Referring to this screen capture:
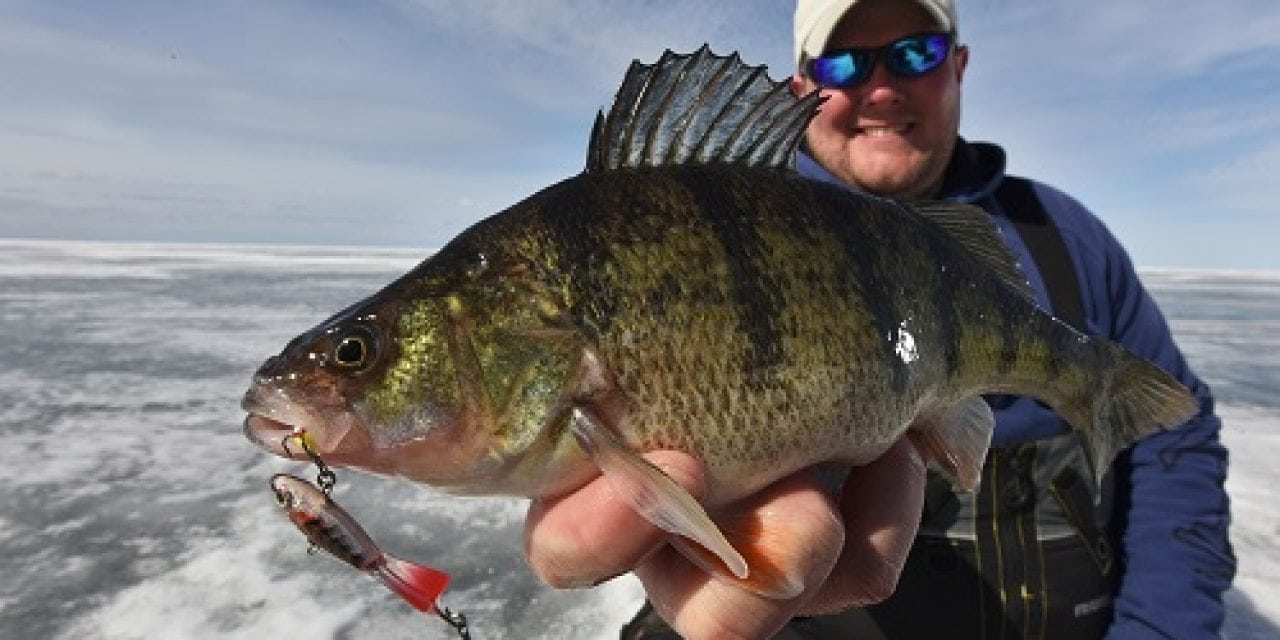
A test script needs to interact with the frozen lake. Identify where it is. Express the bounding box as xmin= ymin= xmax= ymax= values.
xmin=1 ymin=240 xmax=1275 ymax=638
